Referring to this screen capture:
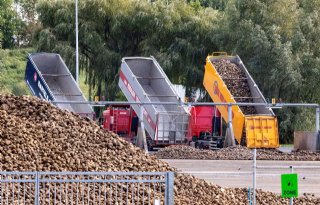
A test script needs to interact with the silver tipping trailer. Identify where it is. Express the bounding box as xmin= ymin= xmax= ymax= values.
xmin=25 ymin=53 xmax=95 ymax=119
xmin=118 ymin=57 xmax=189 ymax=145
